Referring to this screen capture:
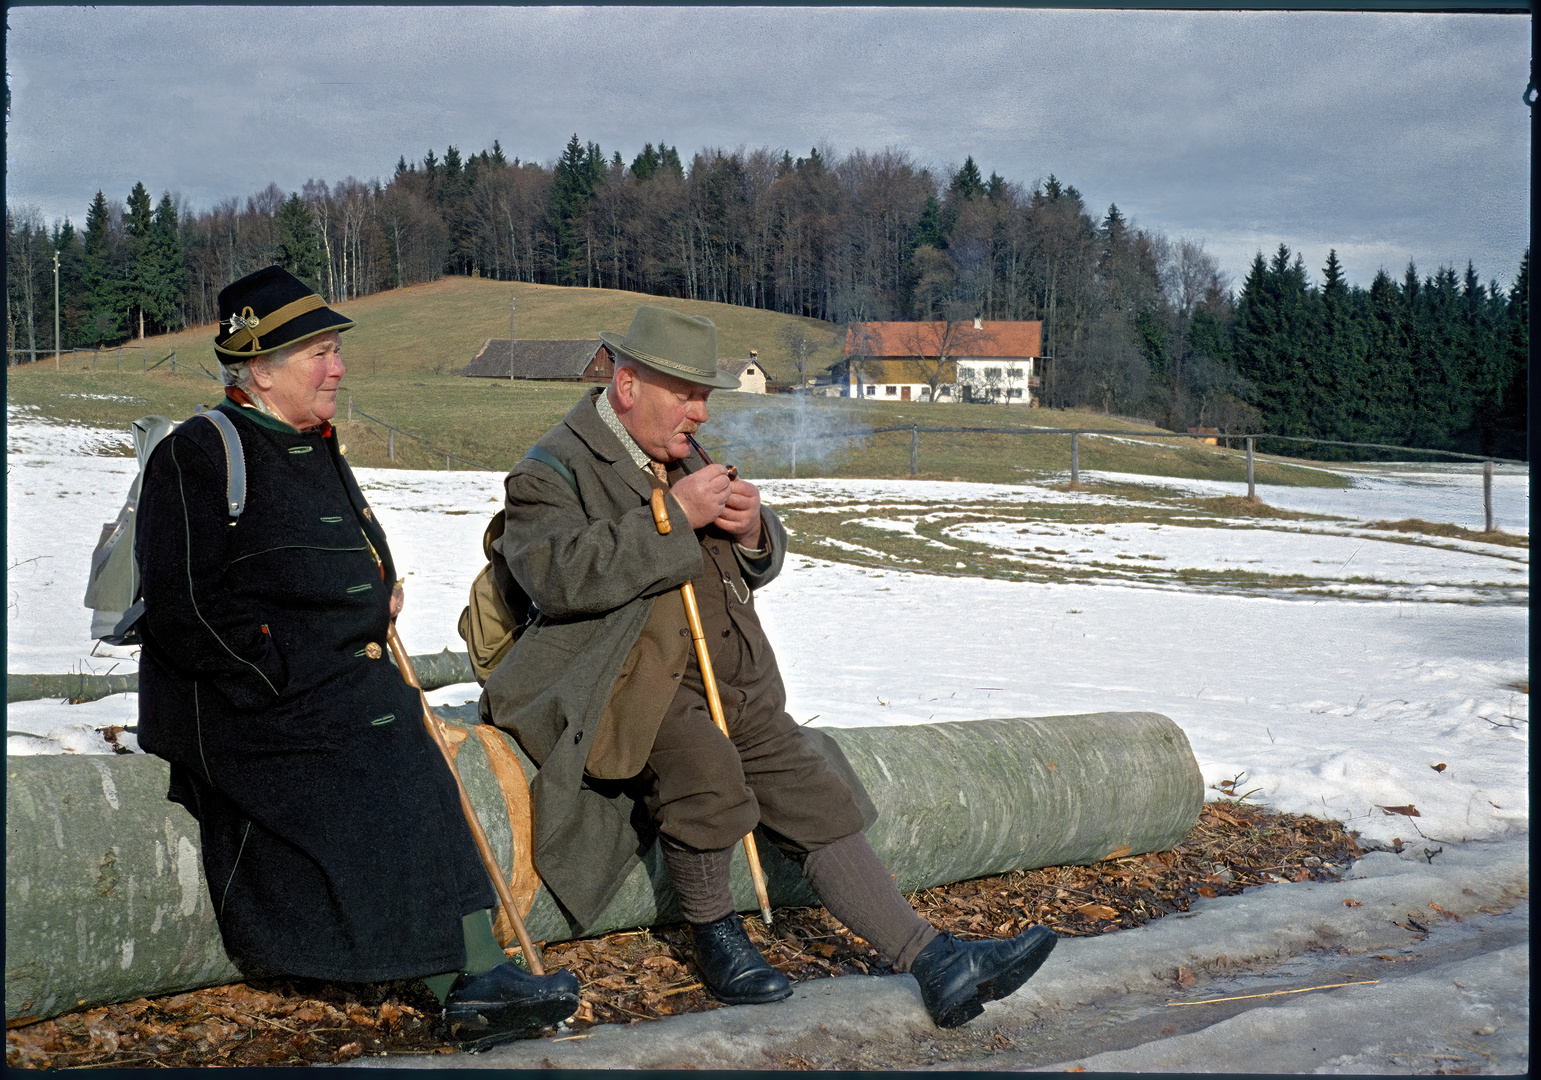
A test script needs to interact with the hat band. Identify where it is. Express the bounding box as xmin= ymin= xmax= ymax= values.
xmin=614 ymin=341 xmax=718 ymax=382
xmin=220 ymin=294 xmax=328 ymax=354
